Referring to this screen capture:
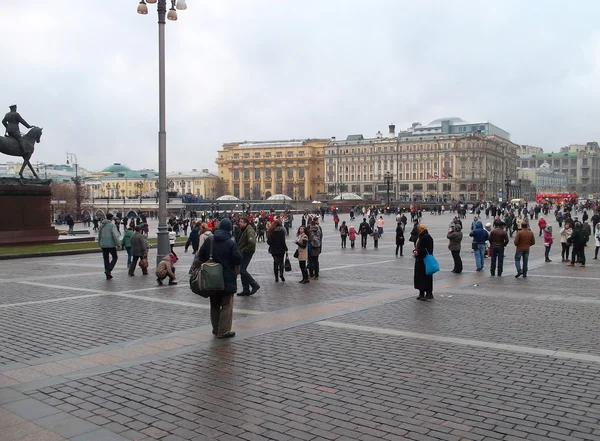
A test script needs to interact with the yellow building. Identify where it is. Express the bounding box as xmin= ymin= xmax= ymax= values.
xmin=84 ymin=163 xmax=220 ymax=200
xmin=215 ymin=139 xmax=329 ymax=200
